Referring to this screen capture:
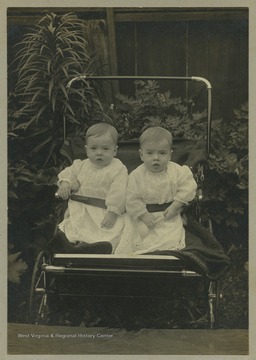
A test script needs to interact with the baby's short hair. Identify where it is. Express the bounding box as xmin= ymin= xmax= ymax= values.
xmin=86 ymin=122 xmax=118 ymax=145
xmin=140 ymin=126 xmax=173 ymax=148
